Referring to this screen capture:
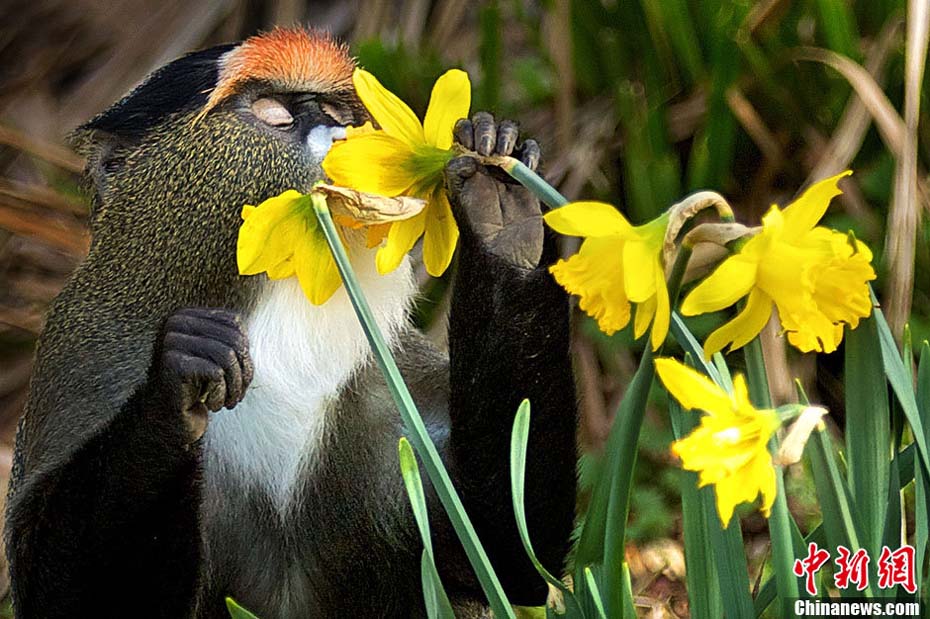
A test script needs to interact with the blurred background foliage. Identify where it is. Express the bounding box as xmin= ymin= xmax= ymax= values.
xmin=0 ymin=0 xmax=926 ymax=615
